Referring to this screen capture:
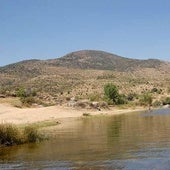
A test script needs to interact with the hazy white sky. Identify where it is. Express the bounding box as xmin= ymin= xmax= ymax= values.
xmin=0 ymin=0 xmax=170 ymax=66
